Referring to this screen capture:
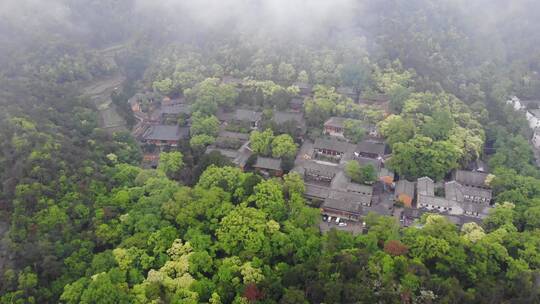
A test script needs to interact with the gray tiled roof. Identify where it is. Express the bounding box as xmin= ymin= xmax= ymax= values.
xmin=322 ymin=189 xmax=372 ymax=214
xmin=455 ymin=170 xmax=490 ymax=188
xmin=330 ymin=170 xmax=349 ymax=190
xmin=363 ymin=203 xmax=393 ymax=216
xmin=305 ymin=184 xmax=330 ymax=200
xmin=355 ymin=140 xmax=386 ymax=156
xmin=160 ymin=104 xmax=191 ymax=115
xmin=417 ymin=194 xmax=458 ymax=210
xmin=234 ymin=147 xmax=252 ymax=167
xmin=417 ymin=194 xmax=490 ymax=218
xmin=303 ymin=161 xmax=340 ymax=177
xmin=234 ymin=109 xmax=262 ymax=122
xmin=445 ymin=181 xmax=492 ymax=203
xmin=143 ymin=125 xmax=188 ymax=141
xmin=273 ymin=111 xmax=305 ymax=125
xmin=395 ymin=180 xmax=415 ymax=198
xmin=324 ymin=117 xmax=348 ymax=128
xmin=328 ymin=189 xmax=372 ymax=206
xmin=254 ymin=157 xmax=282 ymax=171
xmin=322 ymin=198 xmax=362 ymax=215
xmin=346 ymin=183 xmax=373 ymax=195
xmin=314 ymin=137 xmax=352 ymax=153
xmin=218 ymin=130 xmax=250 ymax=141
xmin=444 ymin=181 xmax=464 ymax=202
xmin=417 ymin=177 xmax=435 ymax=196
